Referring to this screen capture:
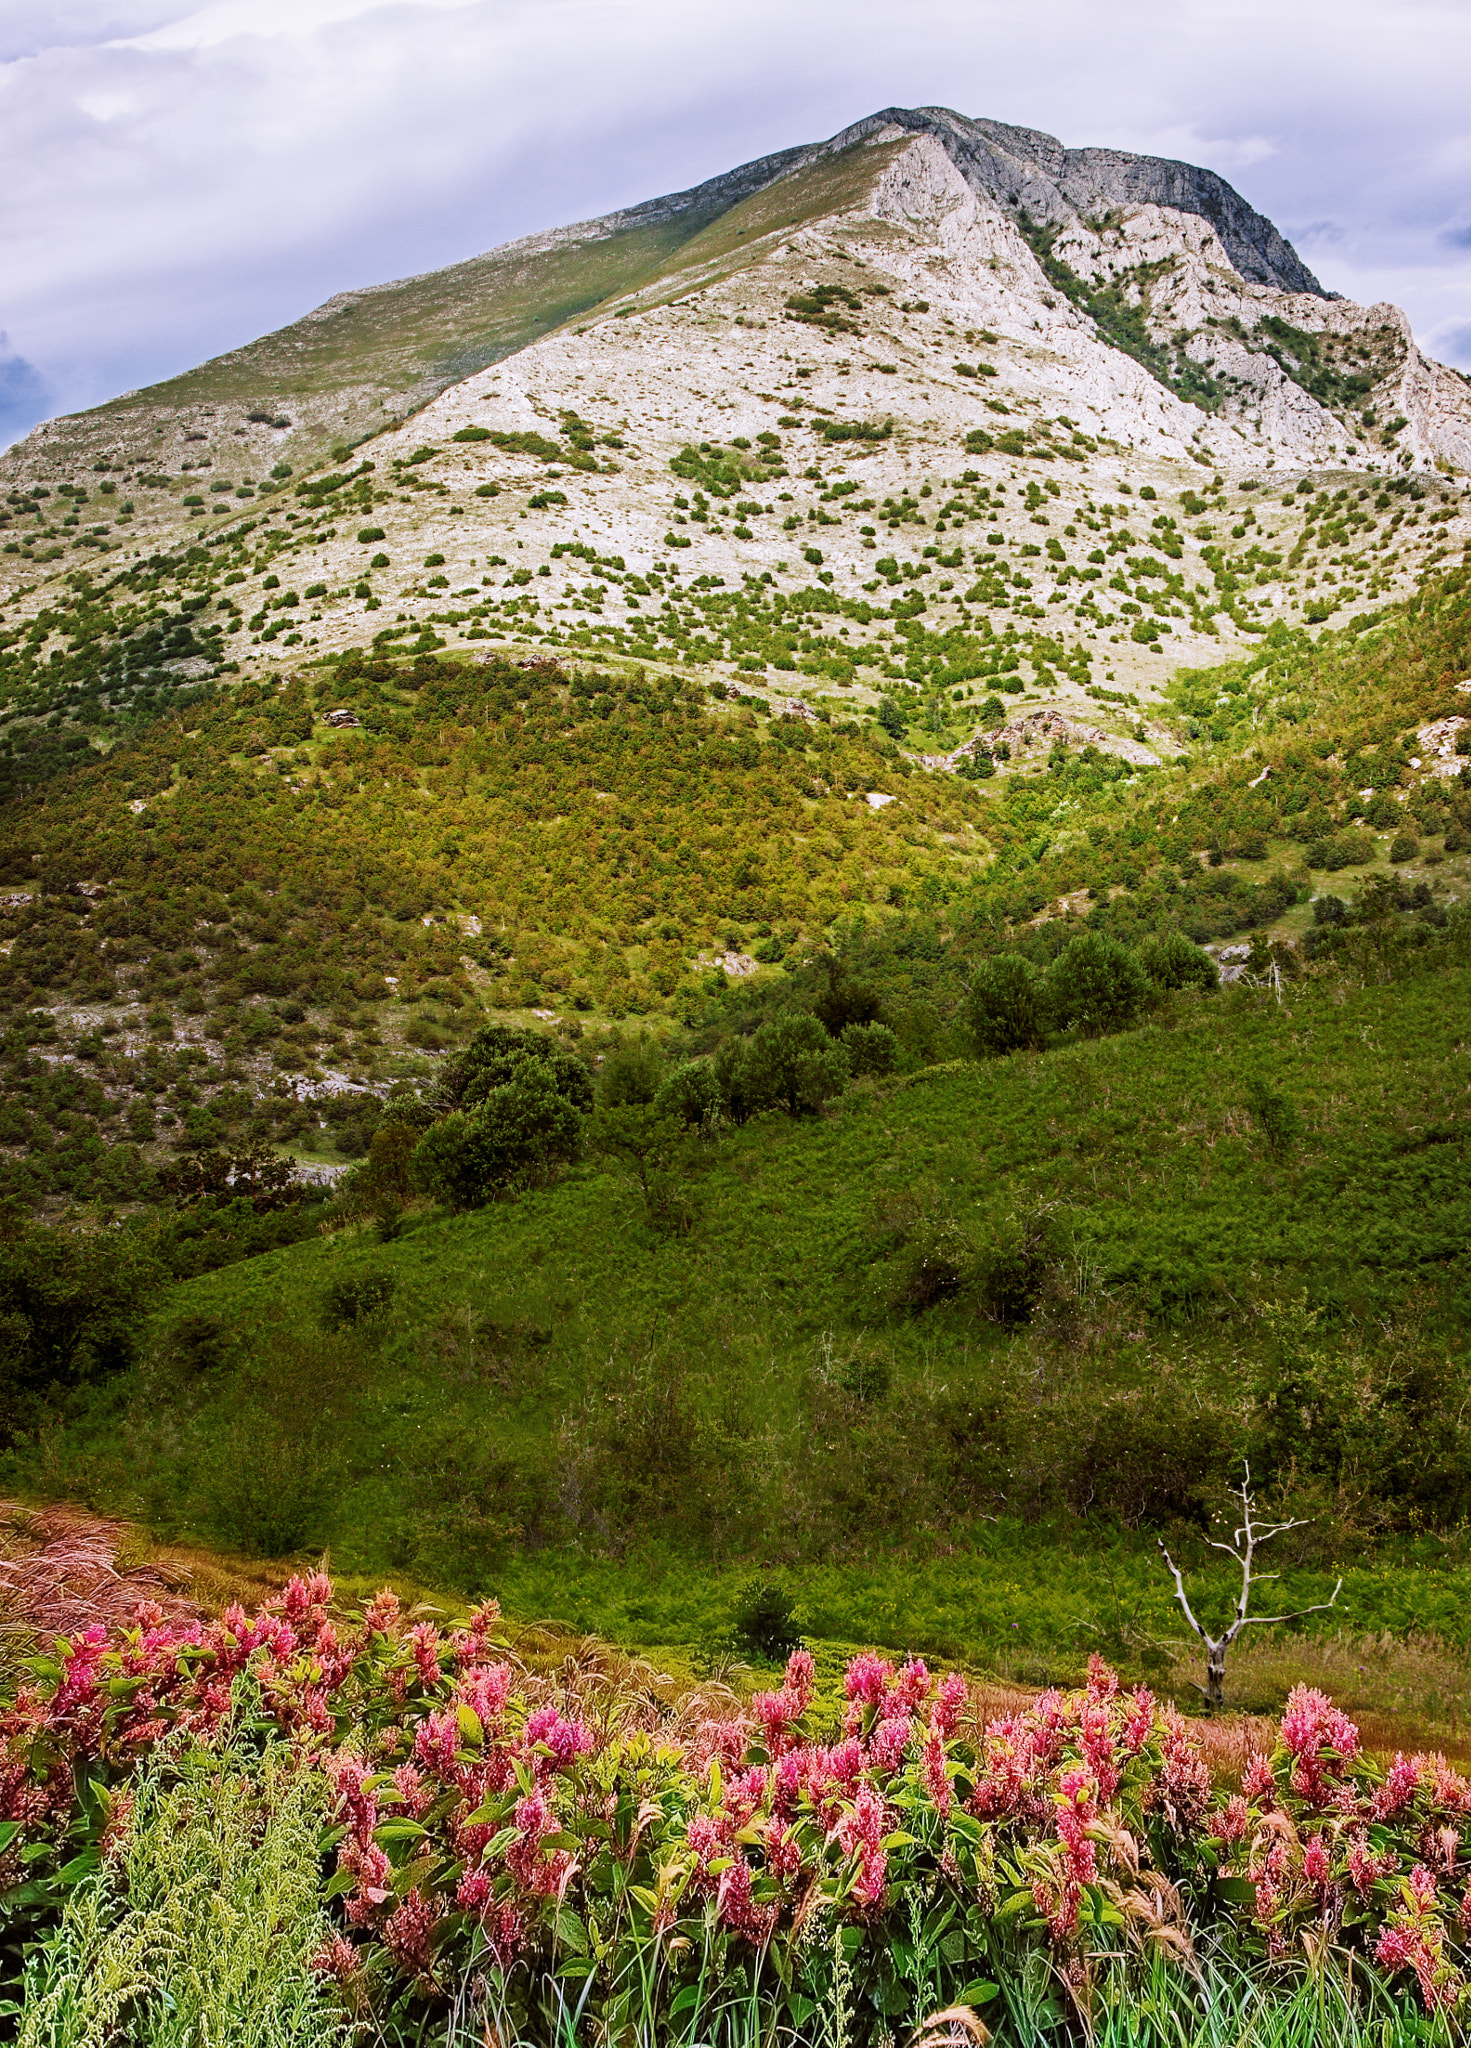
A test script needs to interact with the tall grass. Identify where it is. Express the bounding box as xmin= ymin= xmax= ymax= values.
xmin=19 ymin=1735 xmax=347 ymax=2048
